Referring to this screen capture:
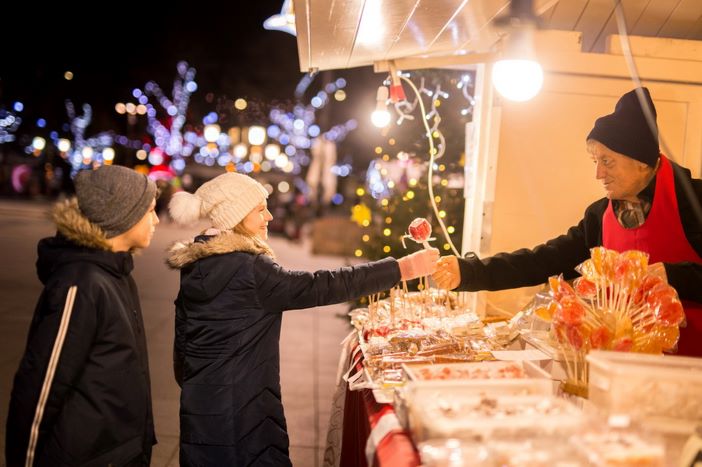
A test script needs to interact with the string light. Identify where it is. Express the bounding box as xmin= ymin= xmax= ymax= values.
xmin=57 ymin=101 xmax=114 ymax=176
xmin=268 ymin=73 xmax=356 ymax=174
xmin=135 ymin=61 xmax=199 ymax=173
xmin=0 ymin=107 xmax=22 ymax=143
